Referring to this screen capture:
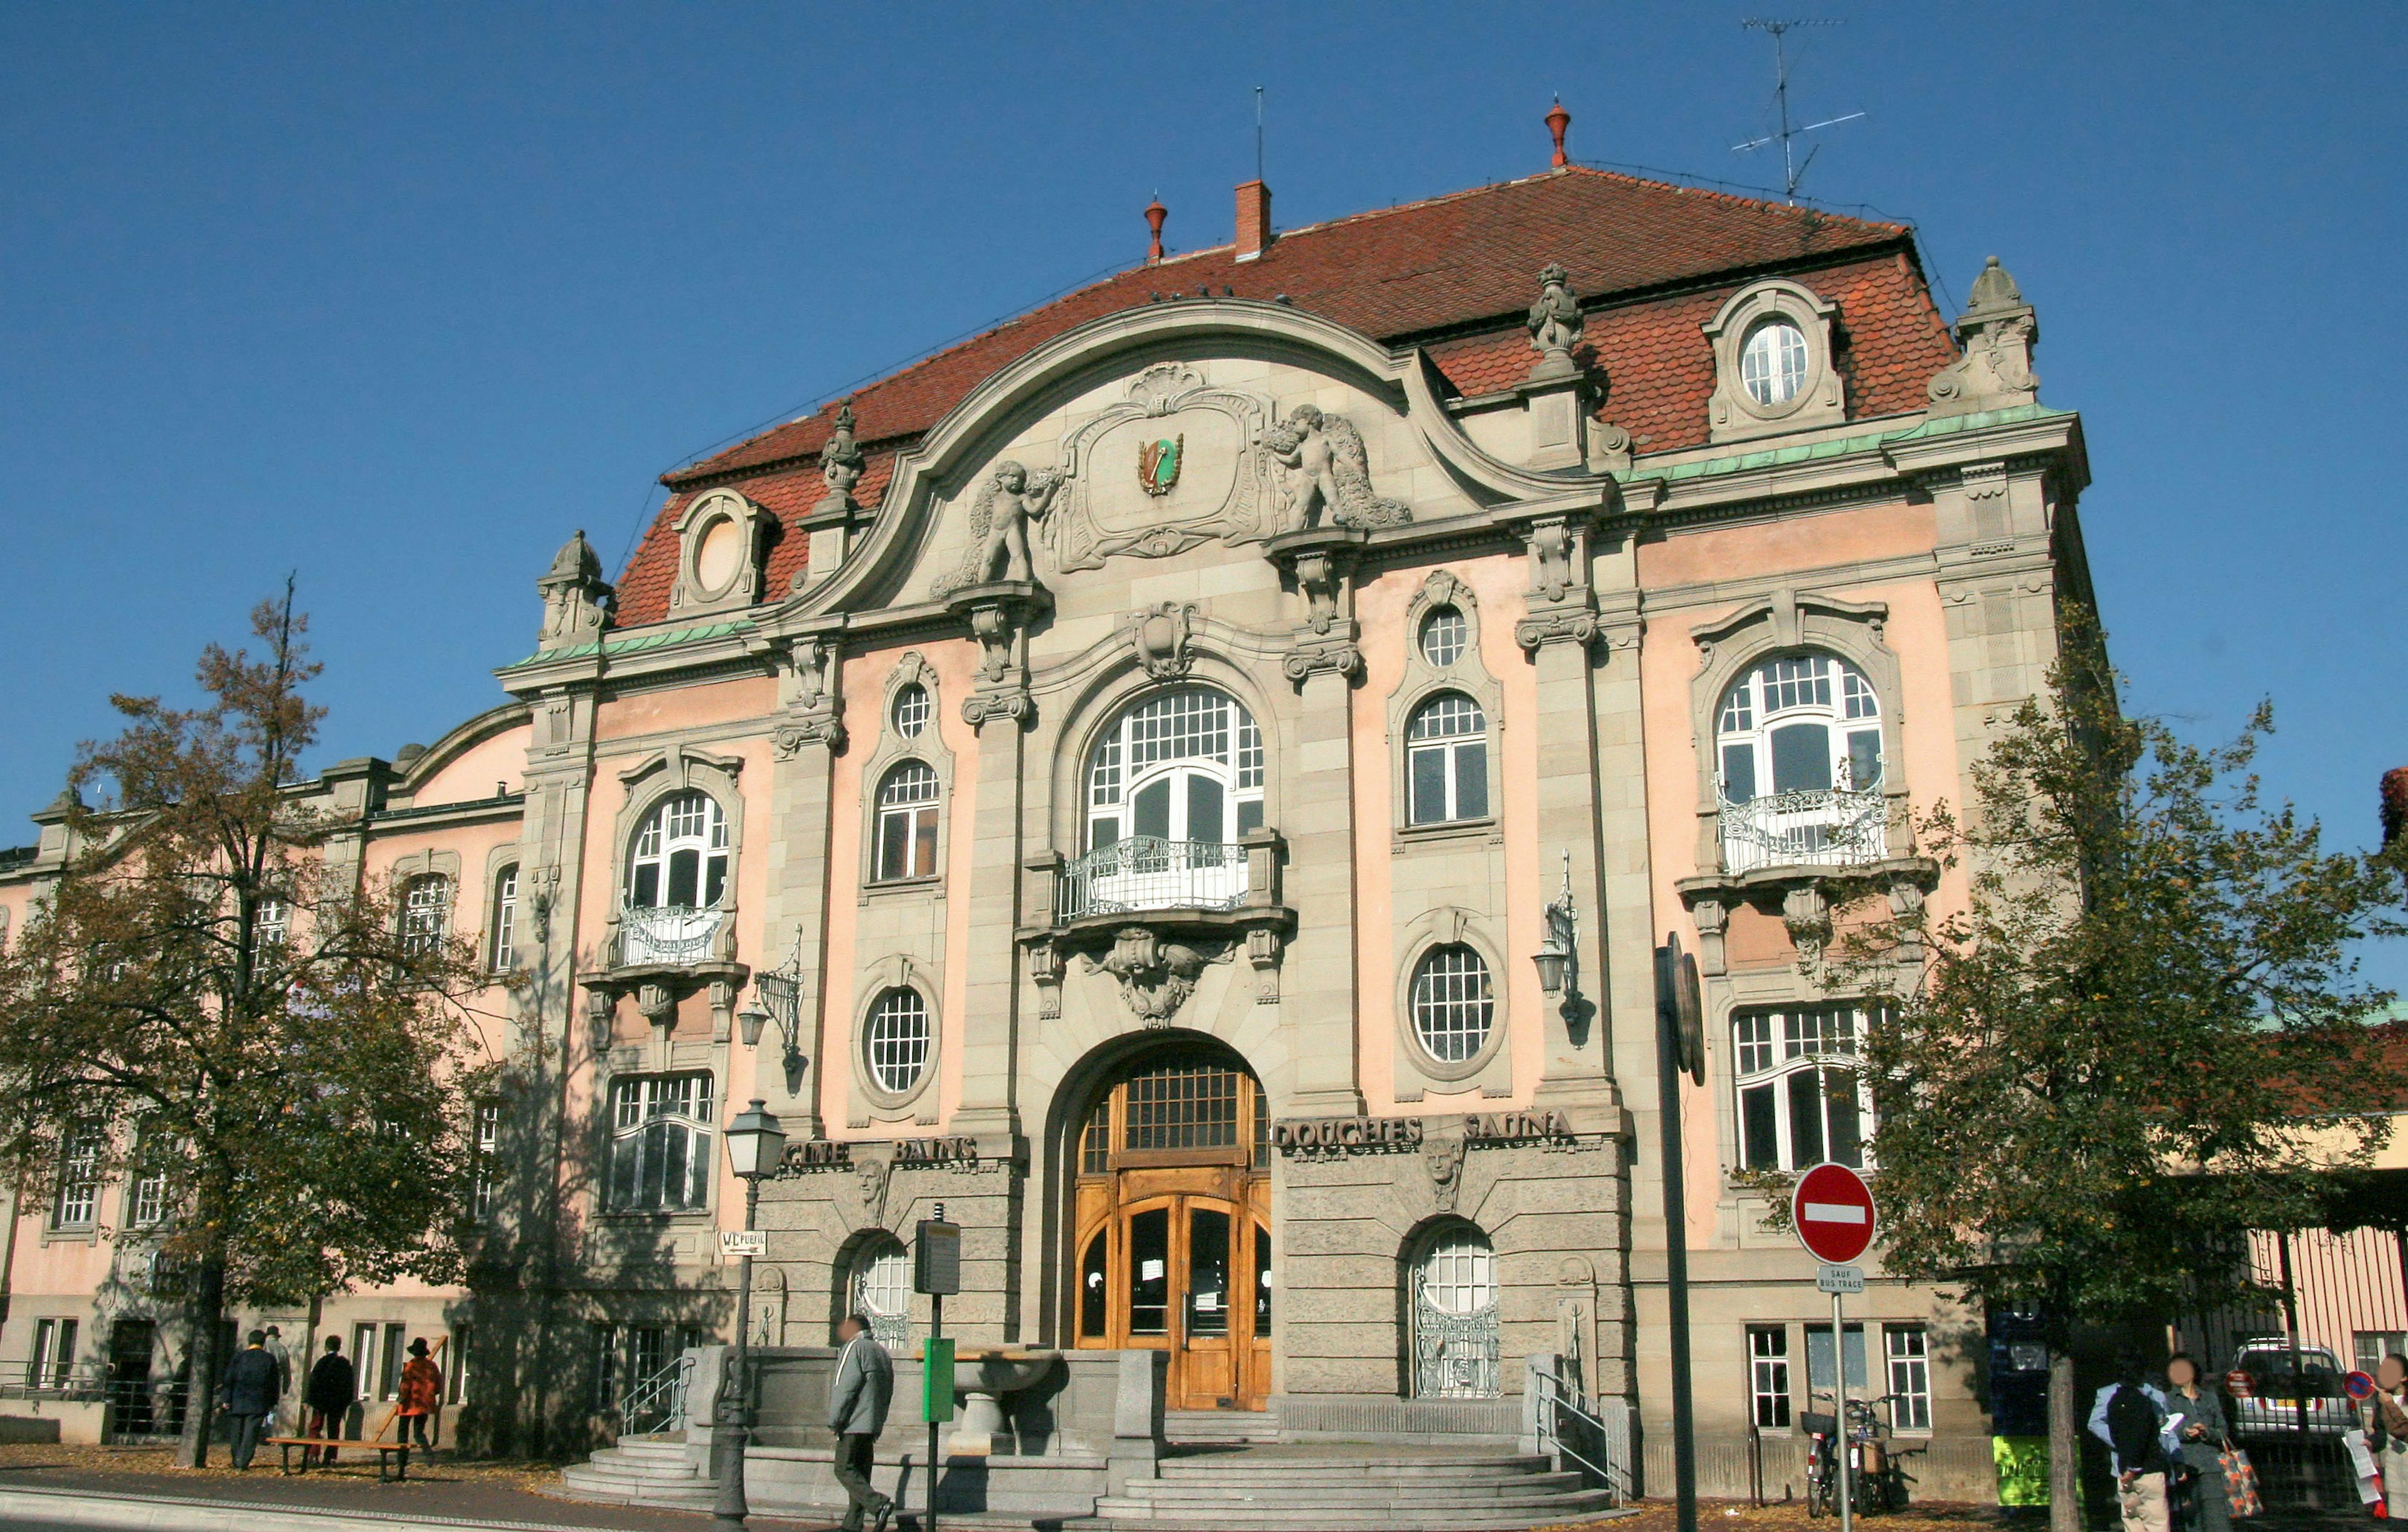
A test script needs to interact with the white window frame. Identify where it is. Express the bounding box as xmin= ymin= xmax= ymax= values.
xmin=874 ymin=763 xmax=942 ymax=882
xmin=1085 ymin=687 xmax=1264 ymax=850
xmin=130 ymin=1171 xmax=167 ymax=1228
xmin=1418 ymin=605 xmax=1469 ymax=668
xmin=490 ymin=866 xmax=519 ymax=972
xmin=1740 ymin=319 xmax=1810 ymax=406
xmin=863 ymin=989 xmax=931 ymax=1096
xmin=892 ymin=683 xmax=932 ymax=739
xmin=1750 ymin=1324 xmax=1792 ymax=1428
xmin=473 ymin=1102 xmax=502 ymax=1218
xmin=1733 ymin=1003 xmax=1874 ymax=1171
xmin=255 ymin=896 xmax=289 ymax=953
xmin=1405 ymin=692 xmax=1489 ymax=826
xmin=1715 ymin=652 xmax=1884 ymax=806
xmin=53 ymin=1131 xmax=98 ymax=1228
xmin=30 ymin=1317 xmax=77 ymax=1391
xmin=1409 ymin=944 xmax=1495 ymax=1066
xmin=1885 ymin=1324 xmax=1931 ymax=1432
xmin=628 ymin=790 xmax=729 ymax=912
xmin=605 ymin=1073 xmax=715 ymax=1213
xmin=400 ymin=875 xmax=451 ymax=957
